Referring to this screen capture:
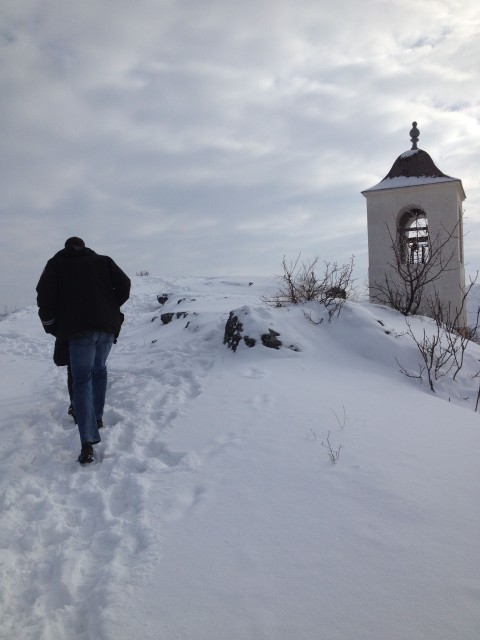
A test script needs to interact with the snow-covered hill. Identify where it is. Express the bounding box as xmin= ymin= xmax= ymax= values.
xmin=1 ymin=275 xmax=480 ymax=640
